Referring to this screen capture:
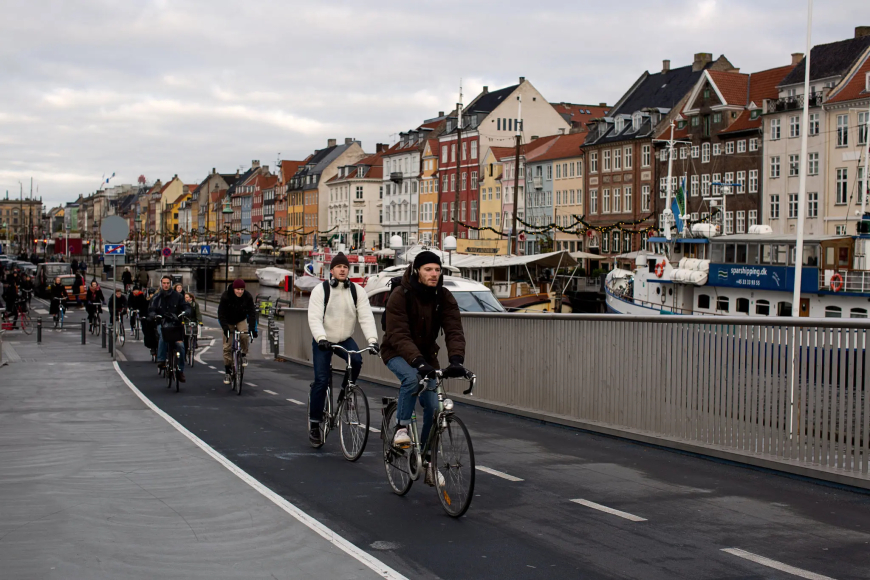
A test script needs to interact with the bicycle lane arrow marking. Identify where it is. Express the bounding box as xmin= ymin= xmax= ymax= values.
xmin=195 ymin=338 xmax=216 ymax=366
